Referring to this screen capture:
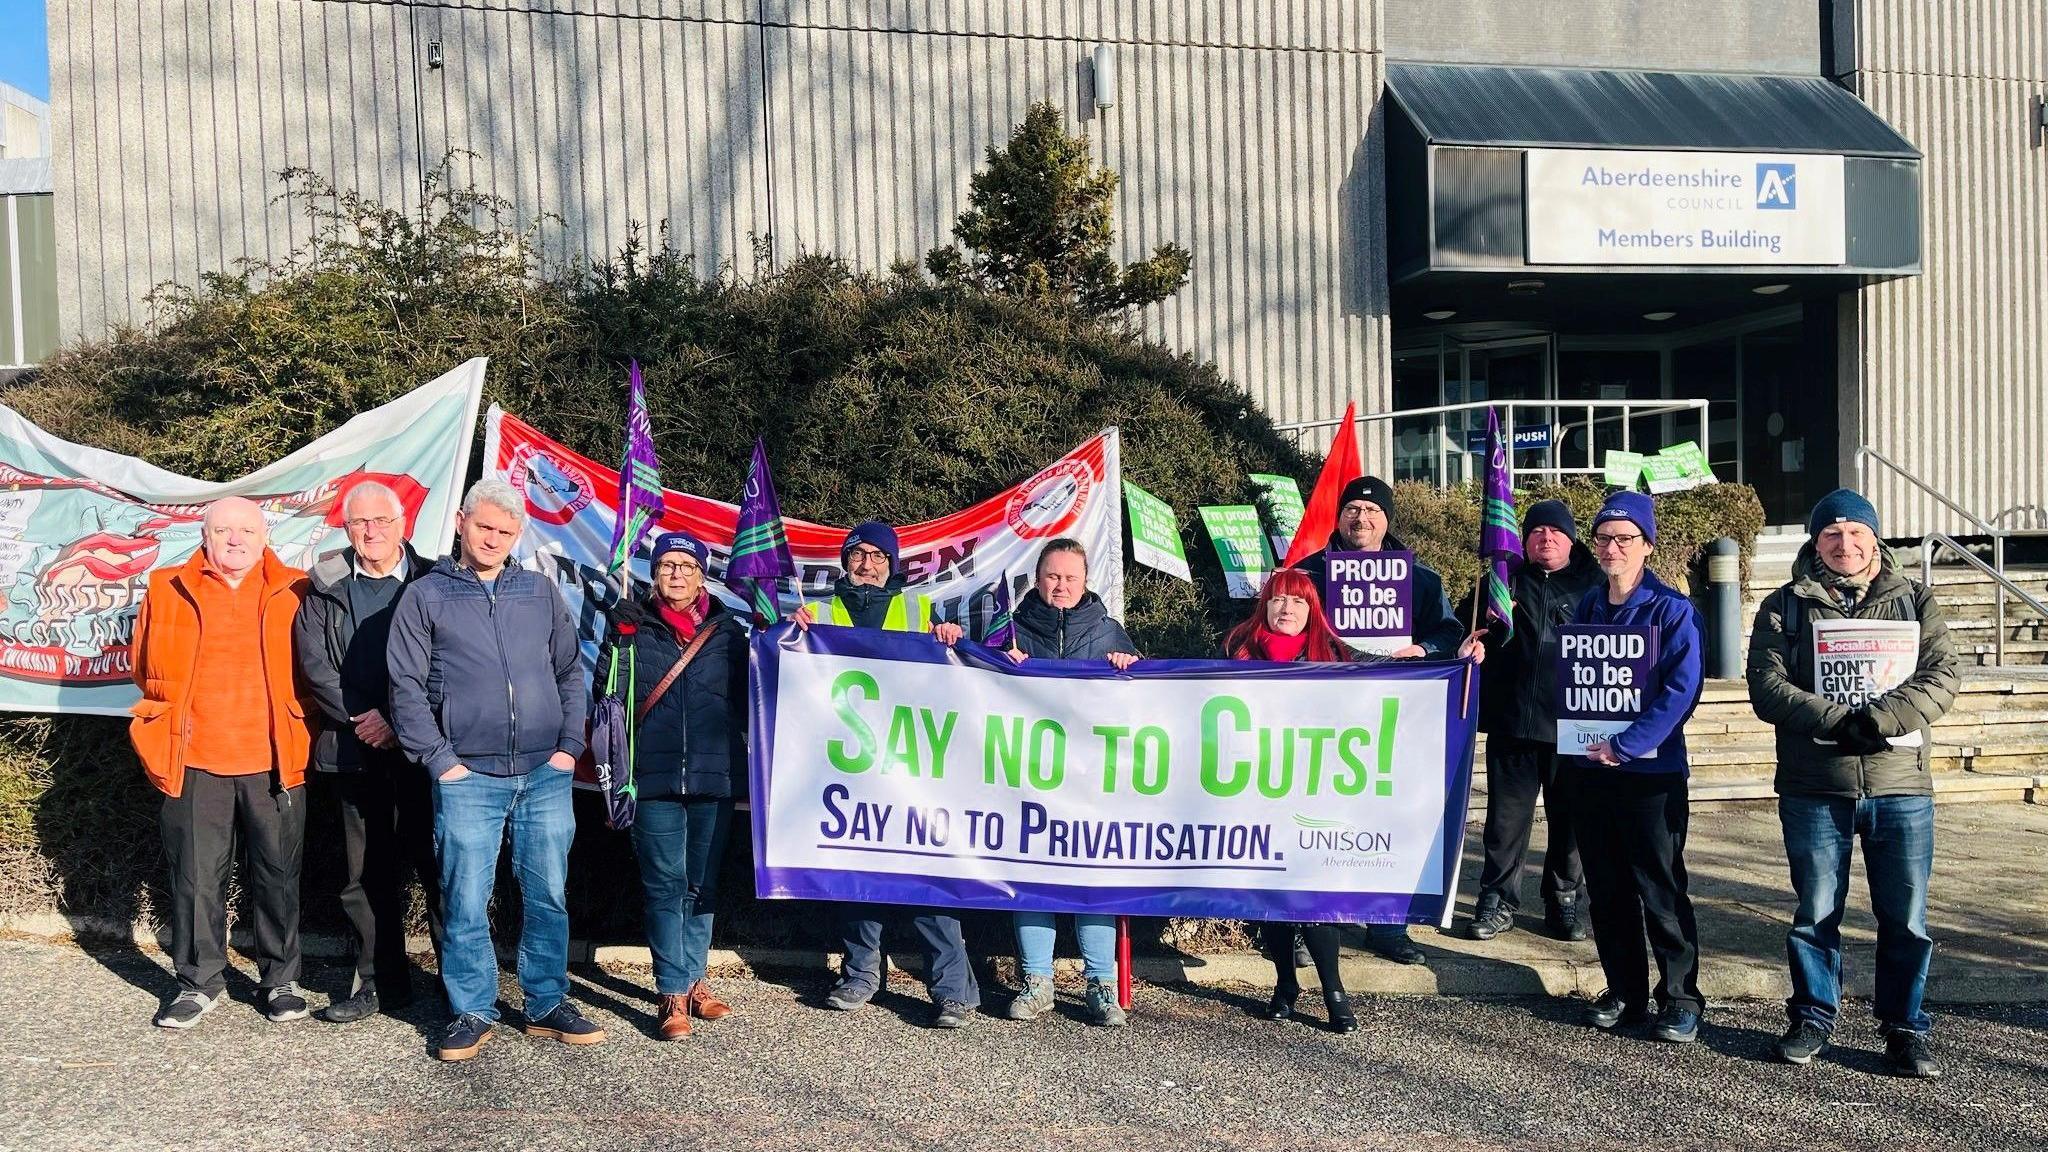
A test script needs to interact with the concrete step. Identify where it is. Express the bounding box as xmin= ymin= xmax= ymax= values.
xmin=1471 ymin=766 xmax=2044 ymax=810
